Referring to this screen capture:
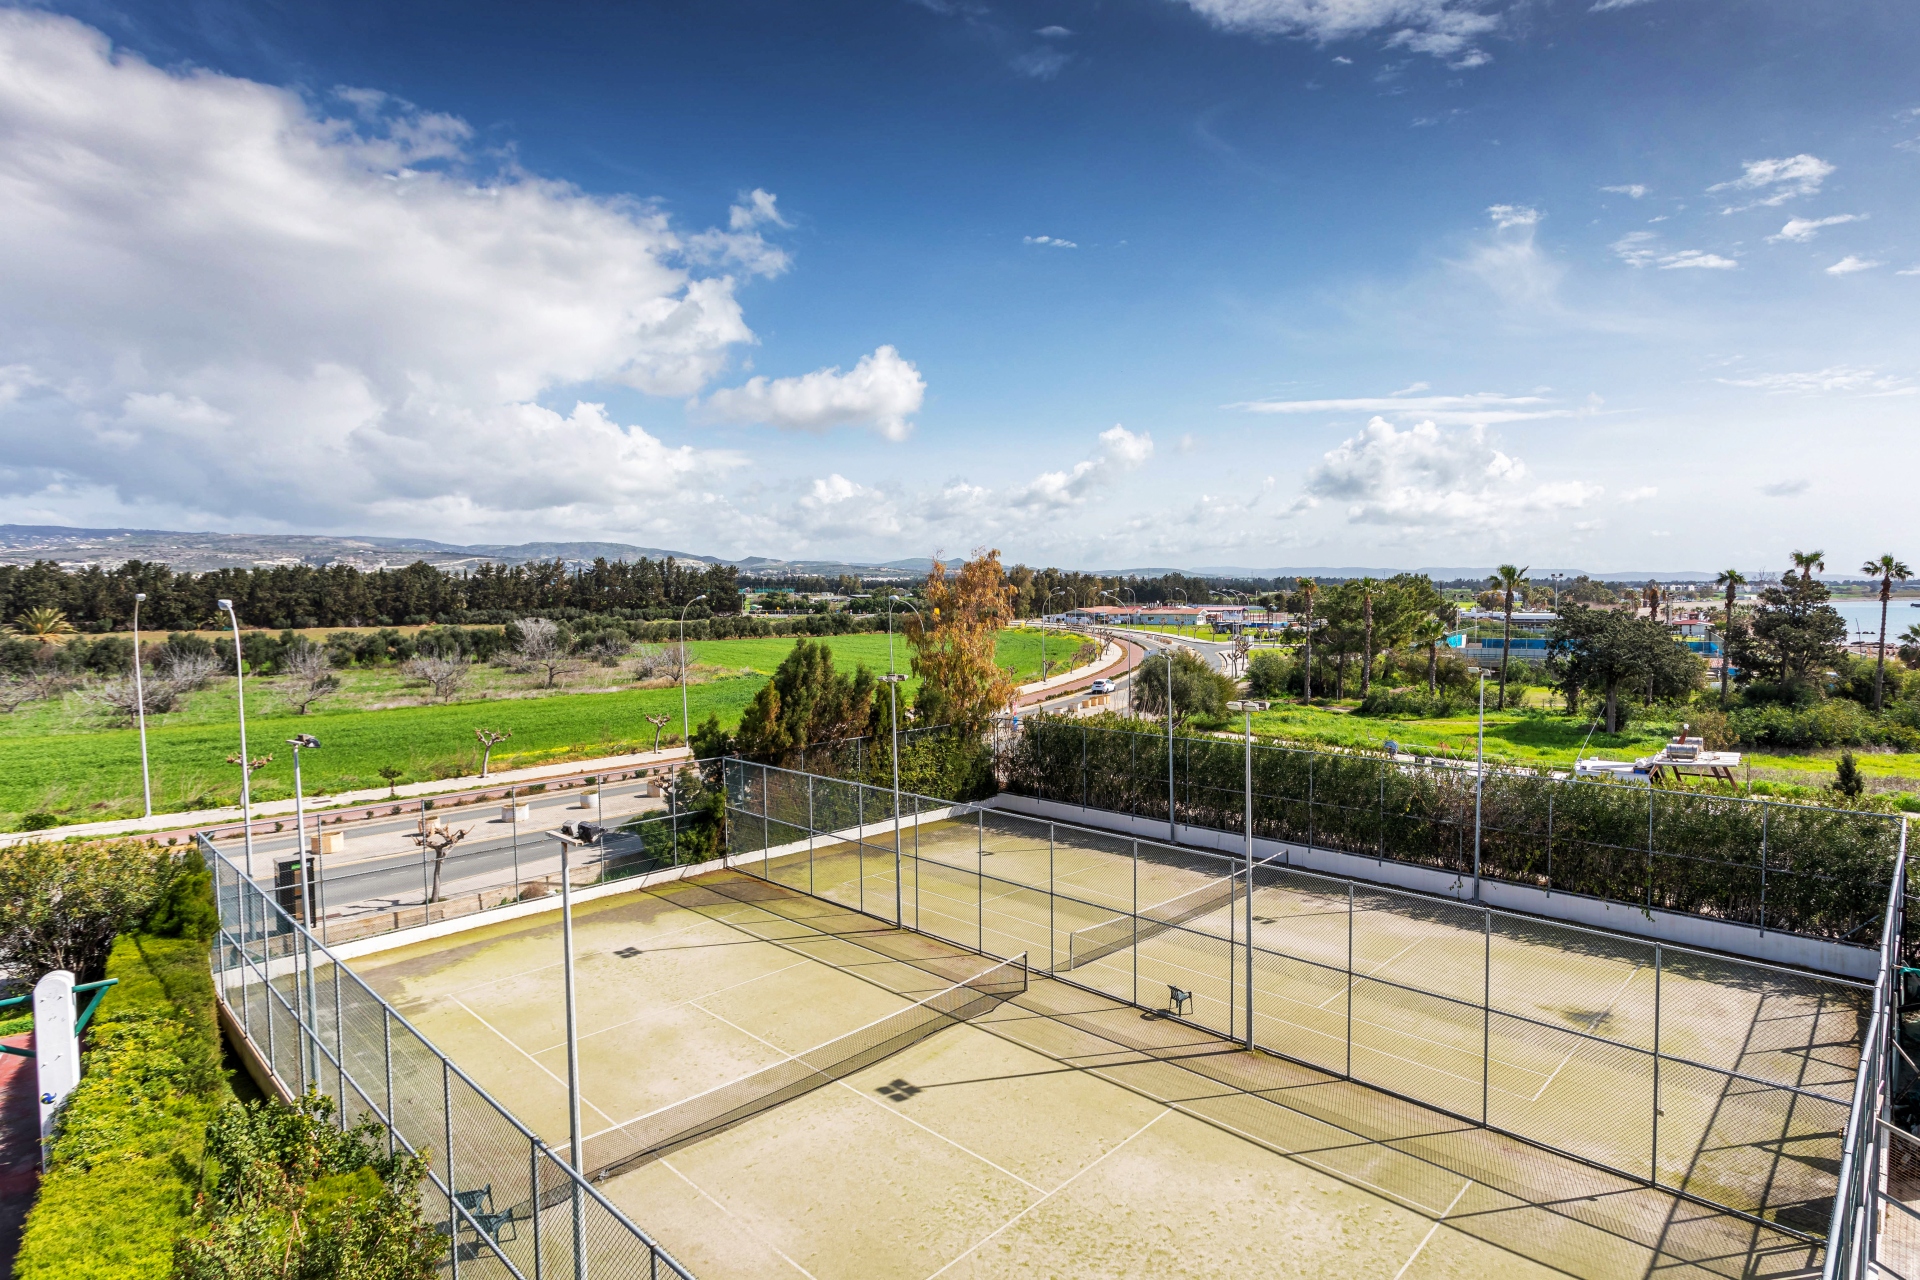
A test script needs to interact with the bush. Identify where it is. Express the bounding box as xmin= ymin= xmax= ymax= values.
xmin=1354 ymin=687 xmax=1466 ymax=719
xmin=1246 ymin=650 xmax=1290 ymax=699
xmin=15 ymin=923 xmax=229 ymax=1280
xmin=174 ymin=1094 xmax=440 ymax=1280
xmin=1727 ymin=698 xmax=1920 ymax=751
xmin=0 ymin=838 xmax=186 ymax=982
